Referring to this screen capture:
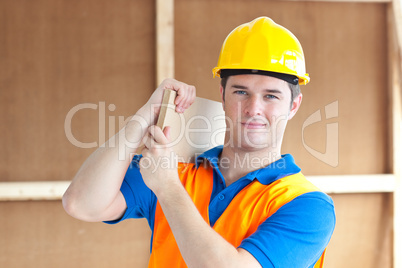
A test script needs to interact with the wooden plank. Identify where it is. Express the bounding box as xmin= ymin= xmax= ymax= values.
xmin=0 ymin=181 xmax=70 ymax=201
xmin=307 ymin=174 xmax=396 ymax=194
xmin=155 ymin=89 xmax=226 ymax=163
xmin=0 ymin=175 xmax=396 ymax=201
xmin=156 ymin=89 xmax=177 ymax=129
xmin=156 ymin=0 xmax=175 ymax=85
xmin=393 ymin=0 xmax=402 ymax=54
xmin=284 ymin=0 xmax=390 ymax=2
xmin=388 ymin=2 xmax=402 ymax=267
